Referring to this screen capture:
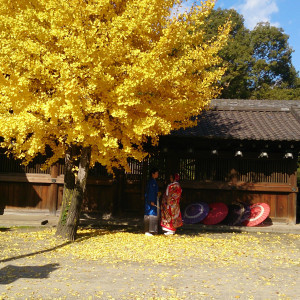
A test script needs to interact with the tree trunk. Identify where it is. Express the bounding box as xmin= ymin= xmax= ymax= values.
xmin=55 ymin=146 xmax=91 ymax=241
